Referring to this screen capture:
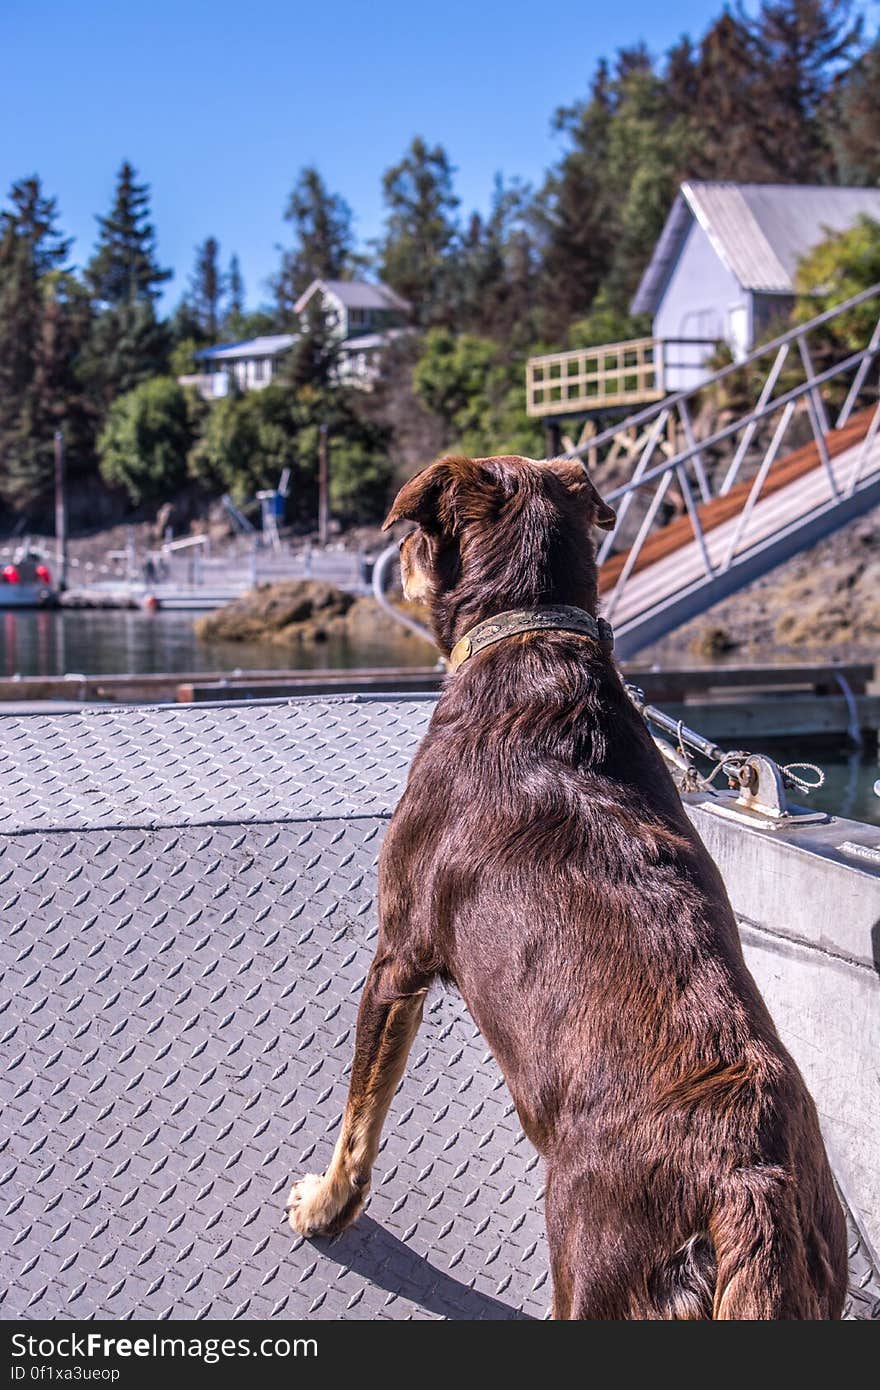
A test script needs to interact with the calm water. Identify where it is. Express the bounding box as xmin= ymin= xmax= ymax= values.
xmin=0 ymin=610 xmax=876 ymax=825
xmin=0 ymin=608 xmax=435 ymax=678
